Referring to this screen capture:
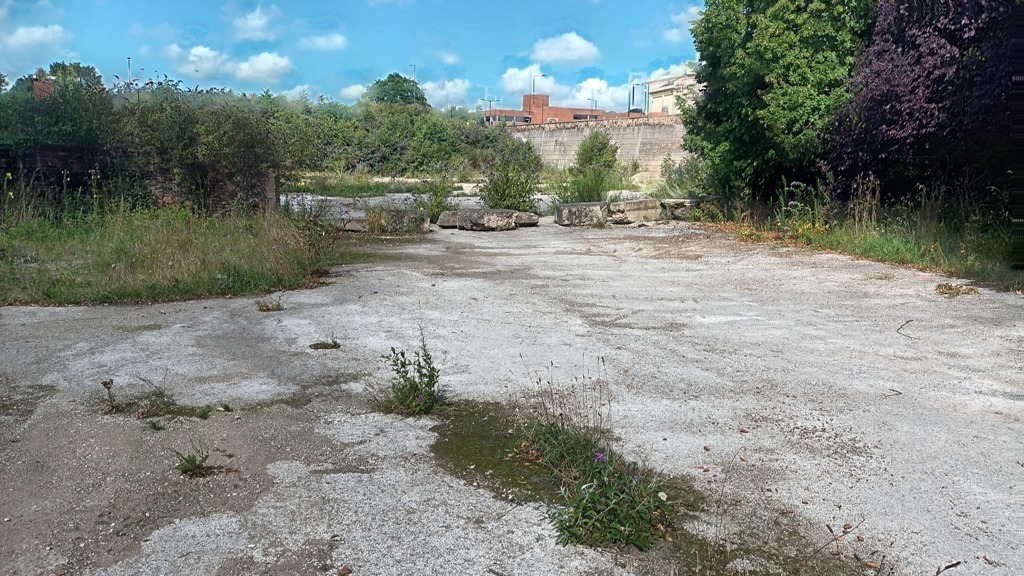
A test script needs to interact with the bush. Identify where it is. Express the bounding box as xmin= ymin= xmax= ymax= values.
xmin=481 ymin=138 xmax=541 ymax=213
xmin=373 ymin=334 xmax=441 ymax=416
xmin=573 ymin=131 xmax=618 ymax=175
